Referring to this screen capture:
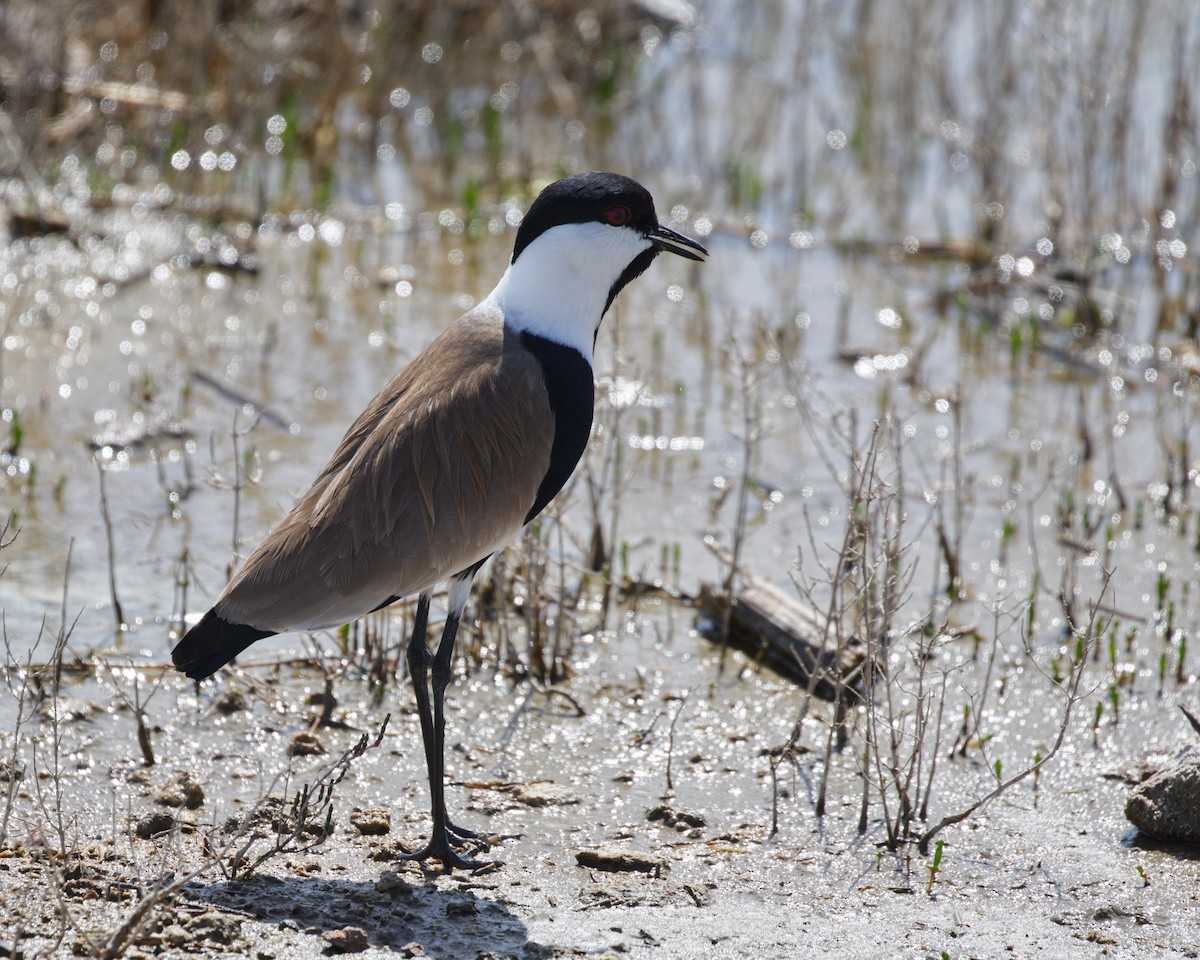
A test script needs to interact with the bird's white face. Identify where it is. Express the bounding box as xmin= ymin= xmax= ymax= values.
xmin=485 ymin=220 xmax=655 ymax=361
